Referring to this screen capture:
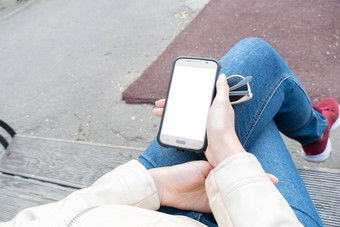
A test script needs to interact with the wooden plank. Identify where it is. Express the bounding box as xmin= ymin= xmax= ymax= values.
xmin=0 ymin=135 xmax=338 ymax=225
xmin=0 ymin=135 xmax=144 ymax=188
xmin=0 ymin=173 xmax=75 ymax=222
xmin=298 ymin=168 xmax=340 ymax=227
